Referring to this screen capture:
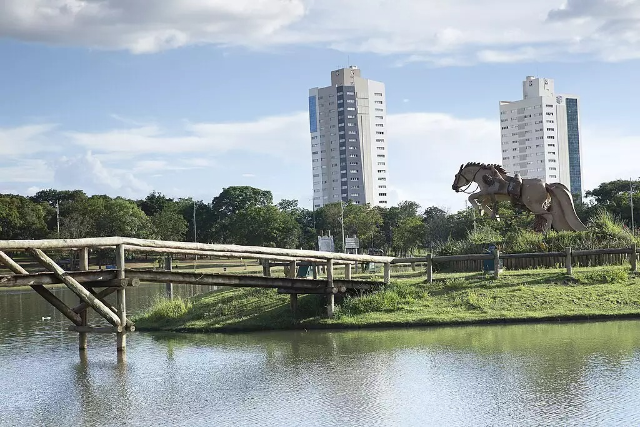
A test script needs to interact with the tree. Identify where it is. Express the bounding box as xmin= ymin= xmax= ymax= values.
xmin=211 ymin=186 xmax=273 ymax=220
xmin=151 ymin=207 xmax=188 ymax=241
xmin=0 ymin=195 xmax=50 ymax=239
xmin=72 ymin=196 xmax=153 ymax=238
xmin=343 ymin=203 xmax=383 ymax=250
xmin=138 ymin=191 xmax=174 ymax=217
xmin=586 ymin=179 xmax=640 ymax=228
xmin=393 ymin=216 xmax=427 ymax=257
xmin=226 ymin=205 xmax=301 ymax=248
